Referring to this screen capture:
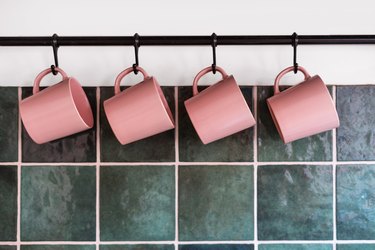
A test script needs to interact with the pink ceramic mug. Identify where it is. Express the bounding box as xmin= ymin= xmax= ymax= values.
xmin=267 ymin=66 xmax=340 ymax=144
xmin=104 ymin=66 xmax=175 ymax=145
xmin=184 ymin=66 xmax=256 ymax=144
xmin=19 ymin=67 xmax=94 ymax=144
